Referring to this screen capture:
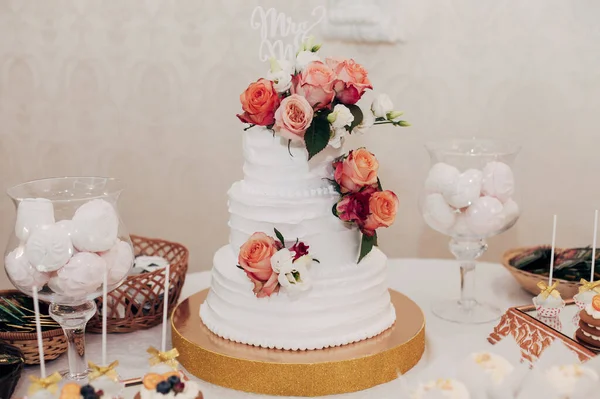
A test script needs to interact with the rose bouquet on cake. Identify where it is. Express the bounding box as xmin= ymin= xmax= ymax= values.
xmin=331 ymin=149 xmax=399 ymax=262
xmin=237 ymin=229 xmax=318 ymax=298
xmin=237 ymin=37 xmax=409 ymax=159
